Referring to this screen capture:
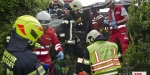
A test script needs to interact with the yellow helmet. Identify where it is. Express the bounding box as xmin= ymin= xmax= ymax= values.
xmin=13 ymin=15 xmax=43 ymax=43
